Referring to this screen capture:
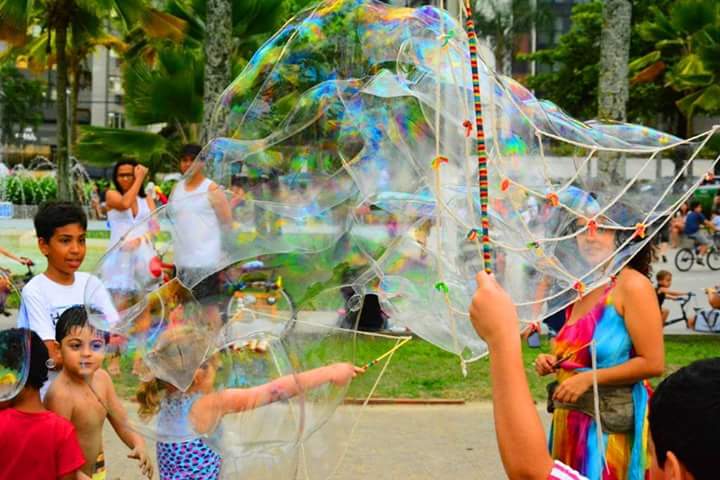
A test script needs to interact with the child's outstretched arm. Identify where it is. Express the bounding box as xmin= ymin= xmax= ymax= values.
xmin=99 ymin=370 xmax=154 ymax=479
xmin=190 ymin=363 xmax=363 ymax=434
xmin=469 ymin=272 xmax=555 ymax=480
xmin=658 ymin=286 xmax=689 ymax=299
xmin=0 ymin=246 xmax=31 ymax=265
xmin=222 ymin=363 xmax=362 ymax=412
